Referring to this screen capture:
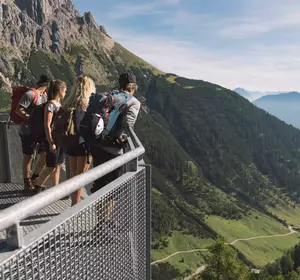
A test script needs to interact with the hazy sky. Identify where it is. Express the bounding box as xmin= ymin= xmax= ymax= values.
xmin=73 ymin=0 xmax=300 ymax=91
